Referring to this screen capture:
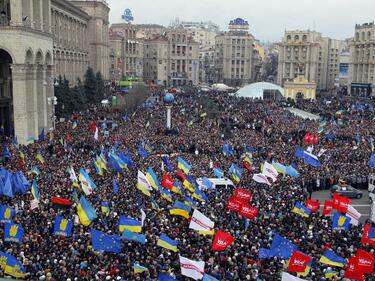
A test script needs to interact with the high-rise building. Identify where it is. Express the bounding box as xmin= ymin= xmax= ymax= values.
xmin=348 ymin=22 xmax=375 ymax=96
xmin=215 ymin=18 xmax=259 ymax=86
xmin=143 ymin=28 xmax=199 ymax=87
xmin=109 ymin=23 xmax=143 ymax=80
xmin=277 ymin=30 xmax=345 ymax=90
xmin=0 ymin=0 xmax=110 ymax=143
